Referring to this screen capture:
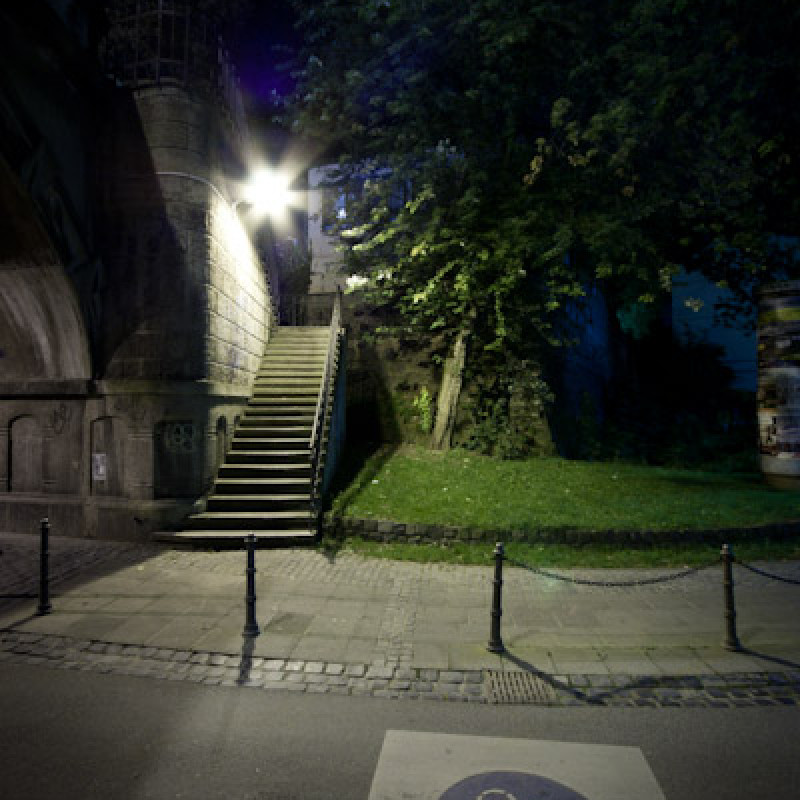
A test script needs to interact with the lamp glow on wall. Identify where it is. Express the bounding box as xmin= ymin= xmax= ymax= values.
xmin=235 ymin=167 xmax=300 ymax=230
